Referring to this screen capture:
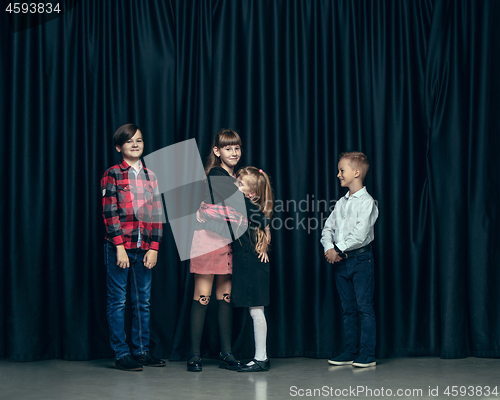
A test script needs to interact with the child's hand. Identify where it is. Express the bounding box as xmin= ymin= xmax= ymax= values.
xmin=258 ymin=251 xmax=269 ymax=263
xmin=324 ymin=249 xmax=339 ymax=264
xmin=144 ymin=249 xmax=158 ymax=269
xmin=196 ymin=209 xmax=207 ymax=223
xmin=265 ymin=226 xmax=271 ymax=244
xmin=196 ymin=202 xmax=207 ymax=223
xmin=116 ymin=245 xmax=130 ymax=269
